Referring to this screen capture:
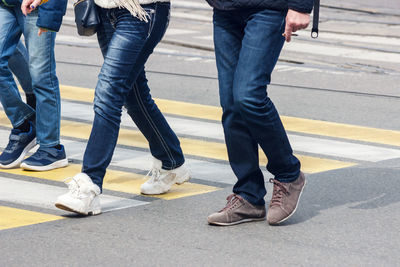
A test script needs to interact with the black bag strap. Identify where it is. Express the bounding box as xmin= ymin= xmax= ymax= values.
xmin=311 ymin=0 xmax=320 ymax=38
